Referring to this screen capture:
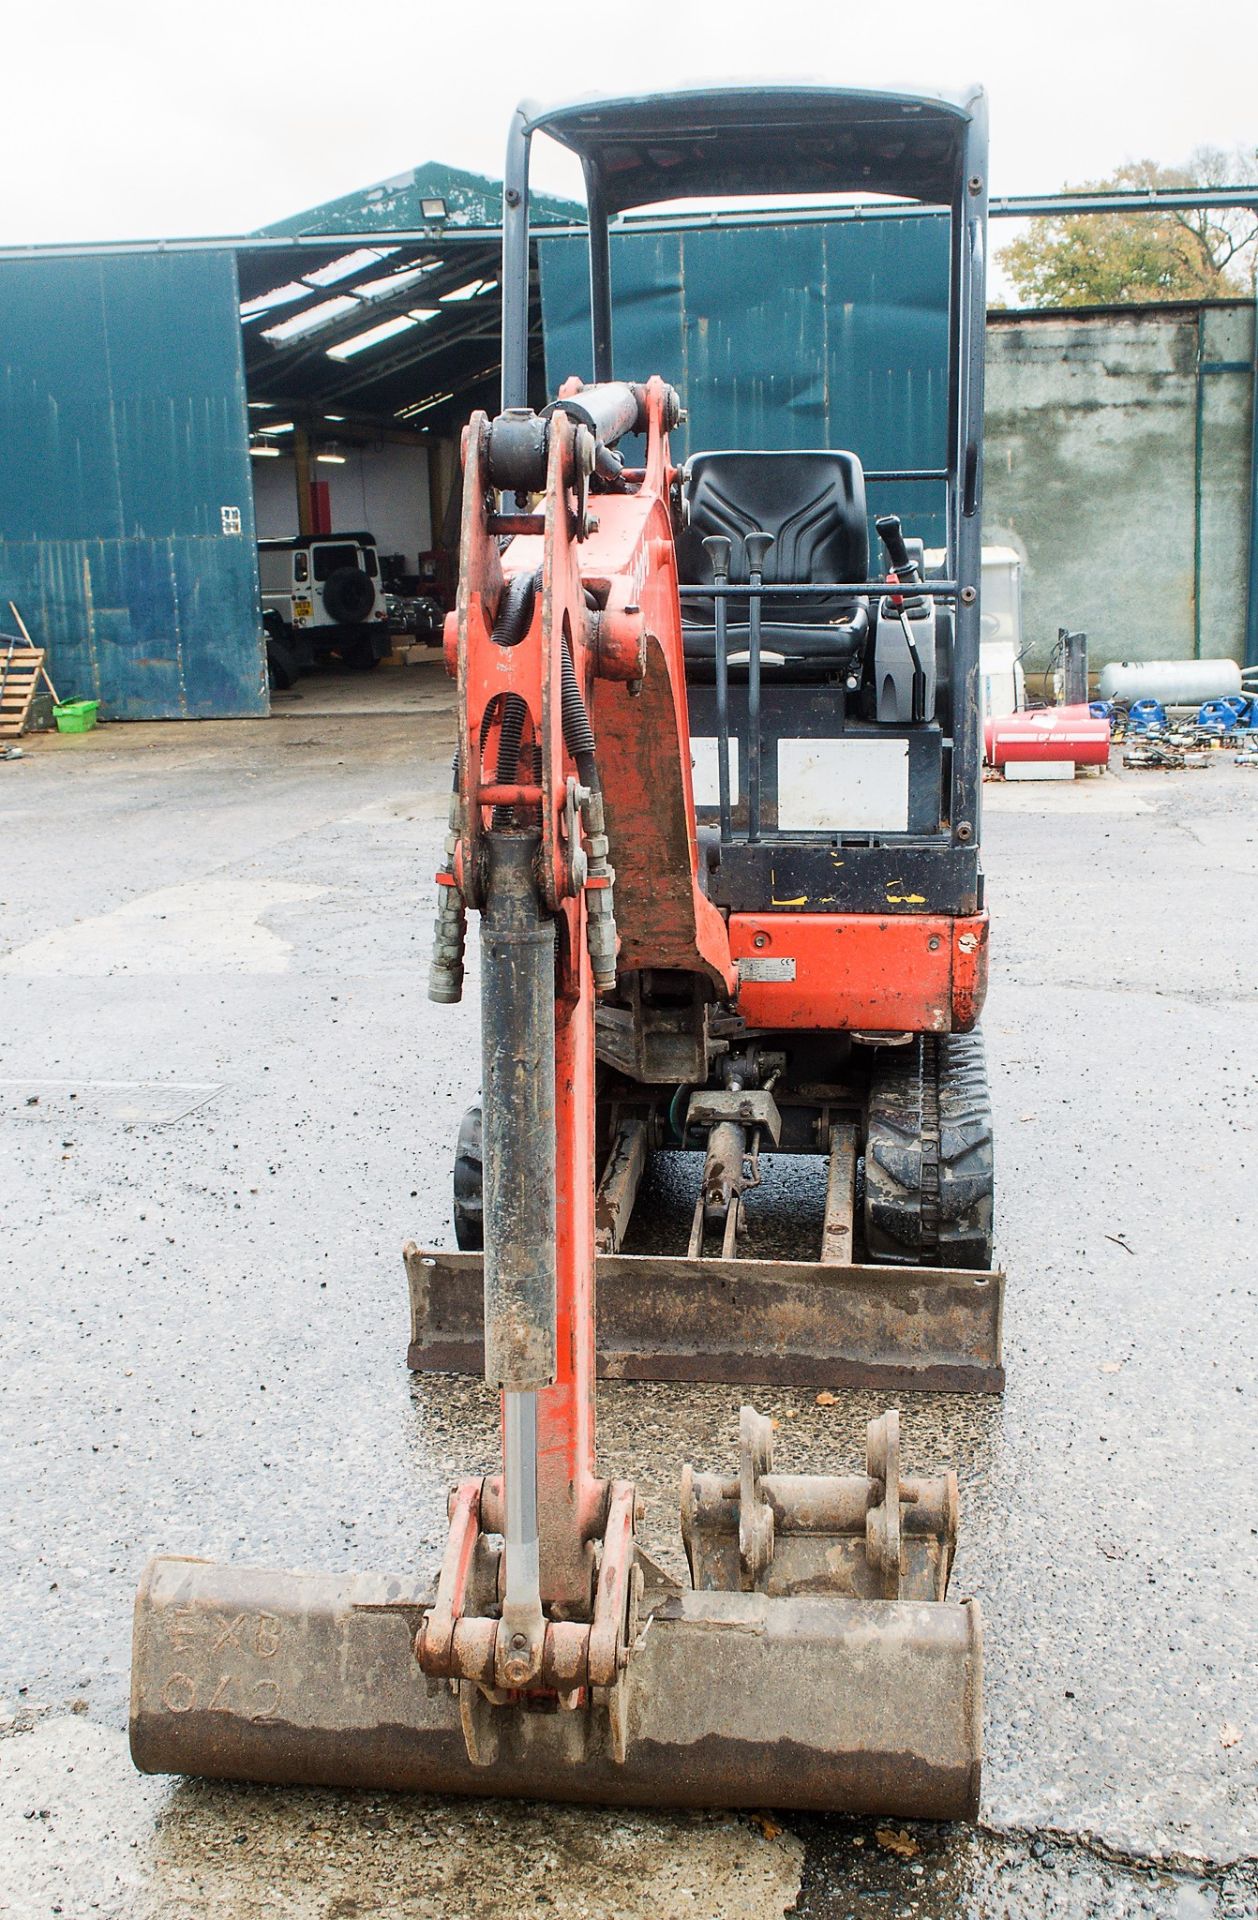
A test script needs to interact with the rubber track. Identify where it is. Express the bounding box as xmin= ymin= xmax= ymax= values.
xmin=863 ymin=1032 xmax=994 ymax=1268
xmin=452 ymin=1104 xmax=484 ymax=1251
